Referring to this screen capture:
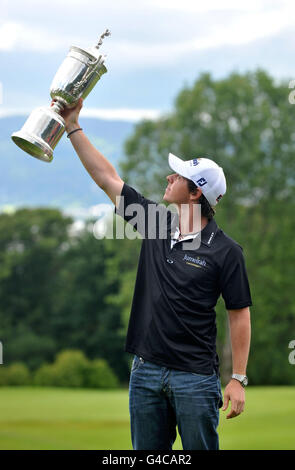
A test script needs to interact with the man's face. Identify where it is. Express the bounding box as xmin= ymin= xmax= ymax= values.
xmin=163 ymin=173 xmax=192 ymax=204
